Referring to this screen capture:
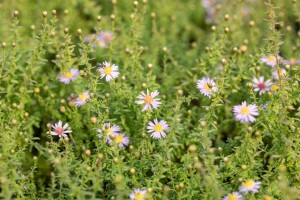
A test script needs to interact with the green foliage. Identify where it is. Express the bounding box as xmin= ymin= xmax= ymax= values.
xmin=0 ymin=0 xmax=300 ymax=199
